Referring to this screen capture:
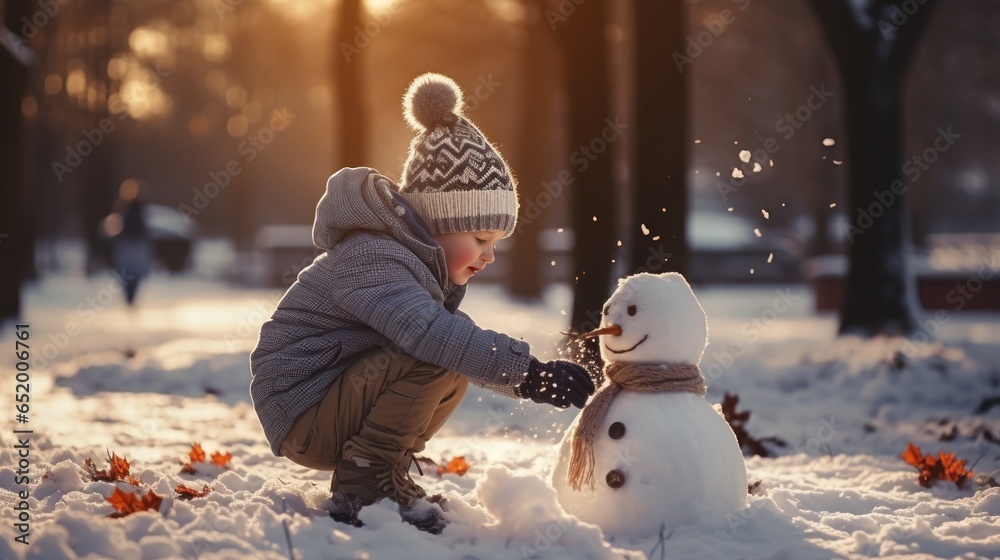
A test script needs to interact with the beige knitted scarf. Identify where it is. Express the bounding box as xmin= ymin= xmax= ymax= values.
xmin=567 ymin=361 xmax=706 ymax=491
